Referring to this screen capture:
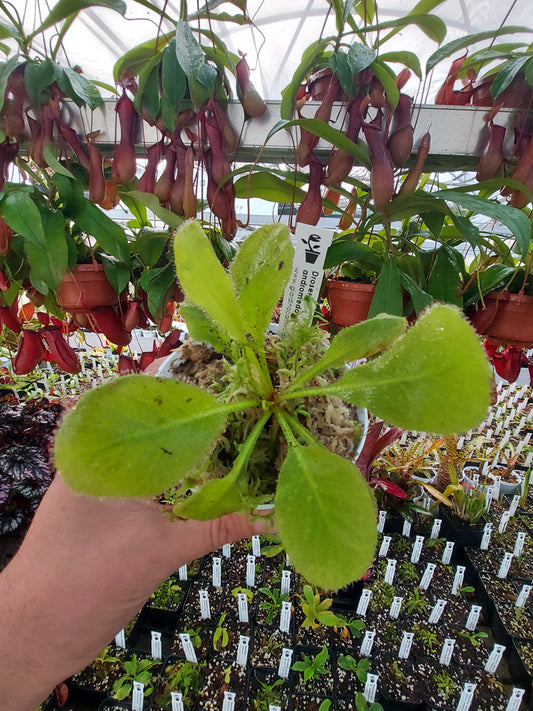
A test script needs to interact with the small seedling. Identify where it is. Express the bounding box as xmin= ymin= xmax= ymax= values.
xmin=232 ymin=586 xmax=254 ymax=603
xmin=213 ymin=613 xmax=230 ymax=651
xmin=92 ymin=647 xmax=120 ymax=682
xmin=434 ymin=669 xmax=457 ymax=700
xmin=296 ymin=584 xmax=342 ymax=629
xmin=112 ymin=653 xmax=157 ymax=700
xmin=404 ymin=588 xmax=429 ymax=615
xmin=292 ymin=645 xmax=329 ymax=682
xmin=355 ymin=692 xmax=384 ymax=711
xmin=412 ymin=624 xmax=438 ymax=653
xmin=252 ymin=676 xmax=285 ymax=711
xmin=258 ymin=587 xmax=289 ymax=624
xmin=458 ymin=629 xmax=489 ymax=647
xmin=337 ymin=654 xmax=370 ymax=683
